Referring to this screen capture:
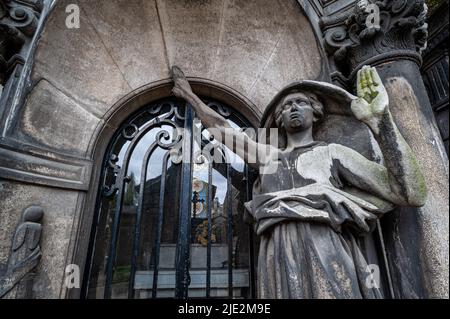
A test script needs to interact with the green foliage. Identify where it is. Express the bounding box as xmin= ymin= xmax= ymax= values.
xmin=113 ymin=265 xmax=131 ymax=283
xmin=427 ymin=0 xmax=446 ymax=13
